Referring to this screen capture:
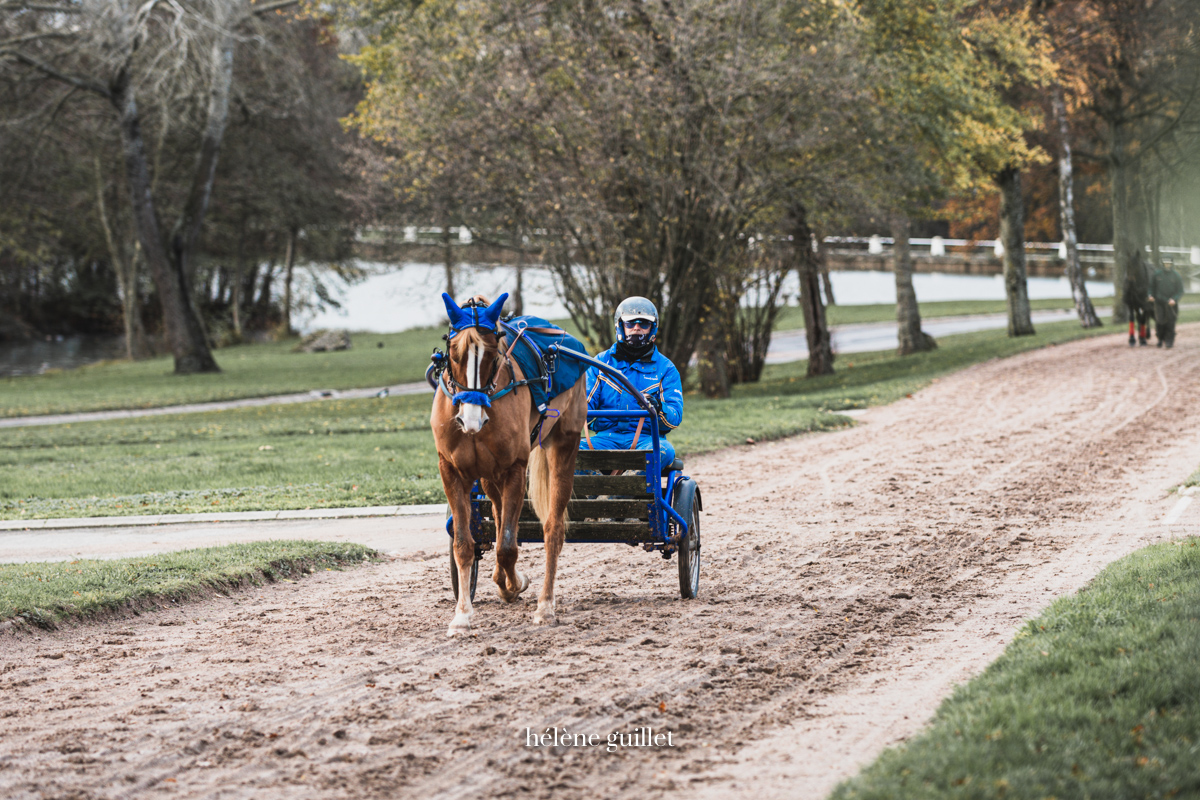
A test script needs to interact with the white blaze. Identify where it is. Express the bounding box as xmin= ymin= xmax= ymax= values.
xmin=457 ymin=341 xmax=488 ymax=433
